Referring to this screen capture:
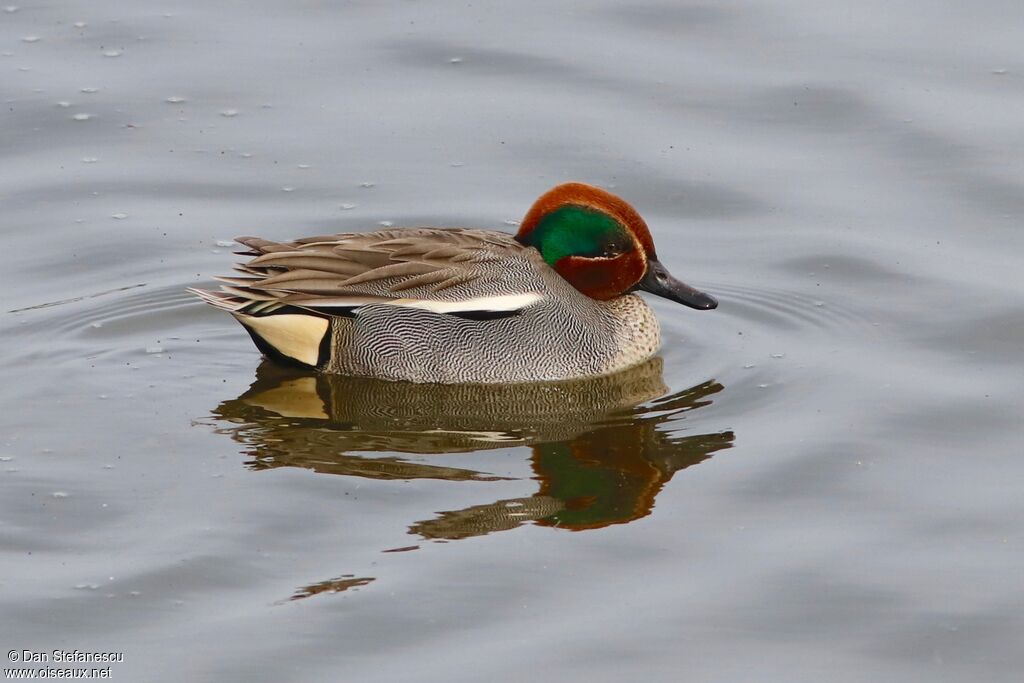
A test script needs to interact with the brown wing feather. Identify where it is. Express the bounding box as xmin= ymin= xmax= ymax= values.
xmin=218 ymin=228 xmax=527 ymax=313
